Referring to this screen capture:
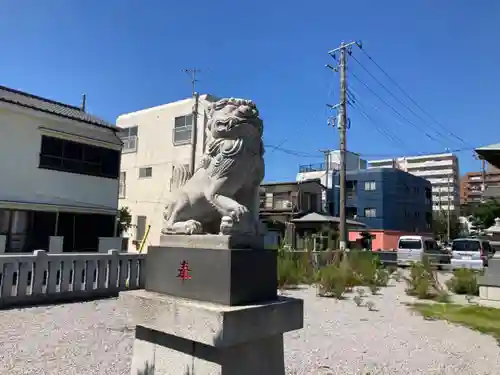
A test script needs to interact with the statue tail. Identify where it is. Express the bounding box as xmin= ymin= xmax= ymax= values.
xmin=171 ymin=163 xmax=192 ymax=190
xmin=164 ymin=164 xmax=192 ymax=223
